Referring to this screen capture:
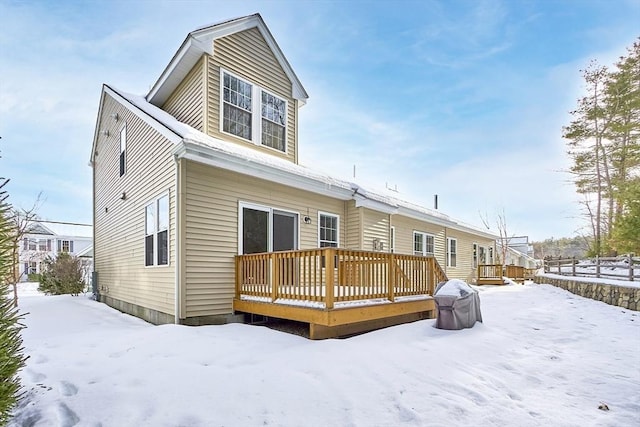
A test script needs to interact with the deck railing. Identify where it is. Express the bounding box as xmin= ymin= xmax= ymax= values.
xmin=235 ymin=248 xmax=447 ymax=309
xmin=543 ymin=255 xmax=639 ymax=282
